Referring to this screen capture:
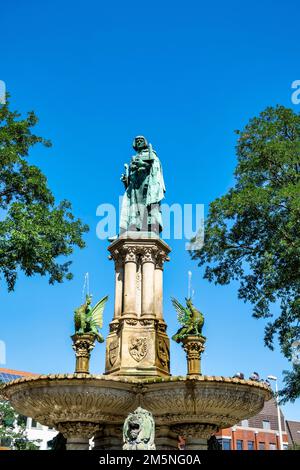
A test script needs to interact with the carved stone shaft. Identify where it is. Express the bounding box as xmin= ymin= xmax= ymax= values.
xmin=141 ymin=247 xmax=156 ymax=317
xmin=123 ymin=246 xmax=137 ymax=316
